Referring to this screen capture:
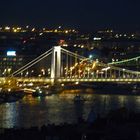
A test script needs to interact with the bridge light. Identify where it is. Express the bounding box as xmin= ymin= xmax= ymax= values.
xmin=61 ymin=83 xmax=64 ymax=87
xmin=39 ymin=33 xmax=43 ymax=36
xmin=41 ymin=69 xmax=45 ymax=75
xmin=102 ymin=67 xmax=110 ymax=71
xmin=65 ymin=30 xmax=68 ymax=34
xmin=8 ymin=68 xmax=11 ymax=72
xmin=8 ymin=88 xmax=11 ymax=92
xmin=92 ymin=62 xmax=96 ymax=69
xmin=27 ymin=83 xmax=33 ymax=86
xmin=13 ymin=29 xmax=17 ymax=32
xmin=32 ymin=28 xmax=35 ymax=32
xmin=31 ymin=70 xmax=34 ymax=73
xmin=75 ymin=82 xmax=79 ymax=85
